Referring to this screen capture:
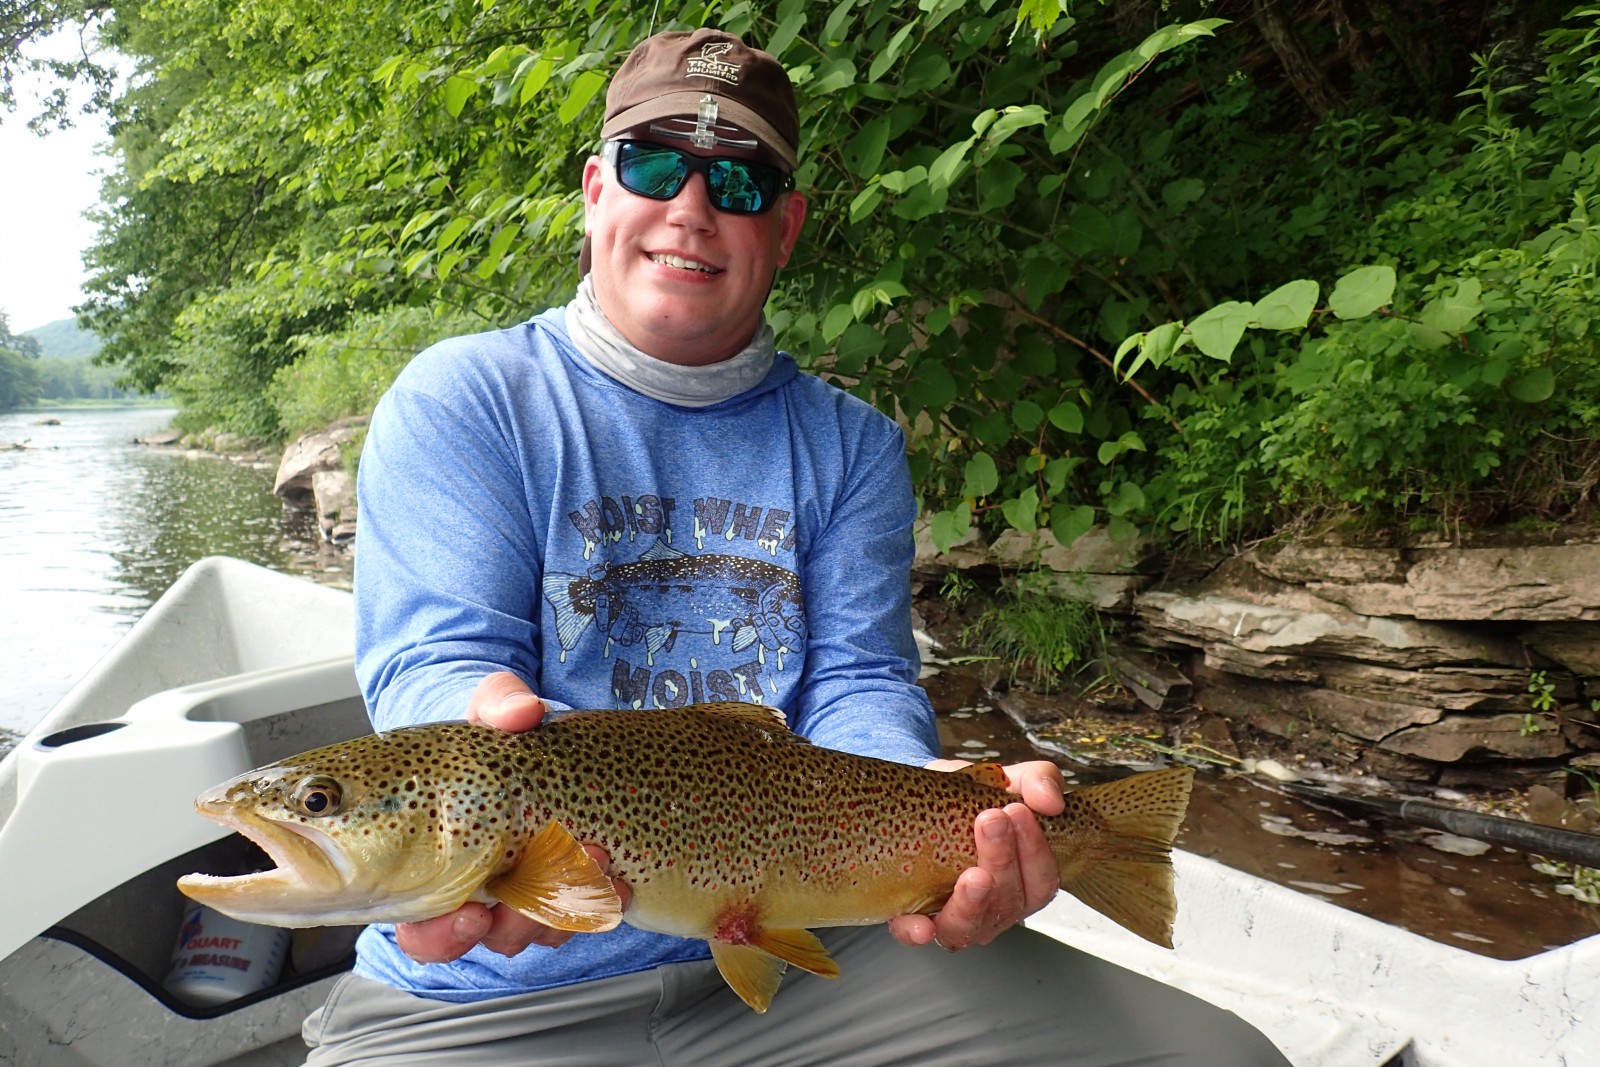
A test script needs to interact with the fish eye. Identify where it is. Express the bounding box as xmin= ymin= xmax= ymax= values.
xmin=292 ymin=776 xmax=344 ymax=818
